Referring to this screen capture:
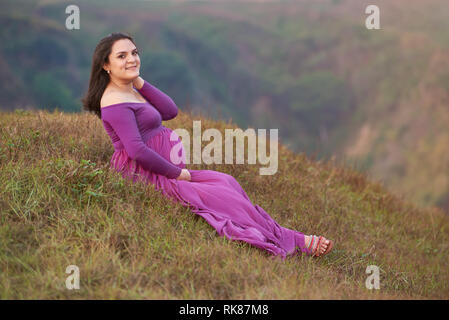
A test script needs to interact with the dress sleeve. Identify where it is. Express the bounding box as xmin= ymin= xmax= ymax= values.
xmin=135 ymin=80 xmax=178 ymax=120
xmin=104 ymin=106 xmax=182 ymax=179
